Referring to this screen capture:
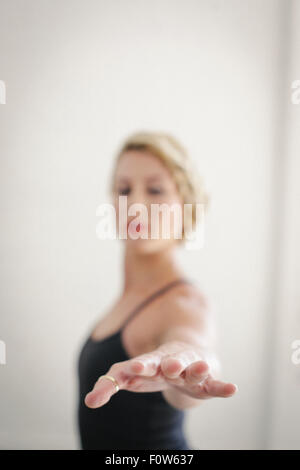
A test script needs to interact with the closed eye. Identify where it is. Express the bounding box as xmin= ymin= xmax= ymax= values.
xmin=148 ymin=187 xmax=164 ymax=195
xmin=118 ymin=187 xmax=131 ymax=195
